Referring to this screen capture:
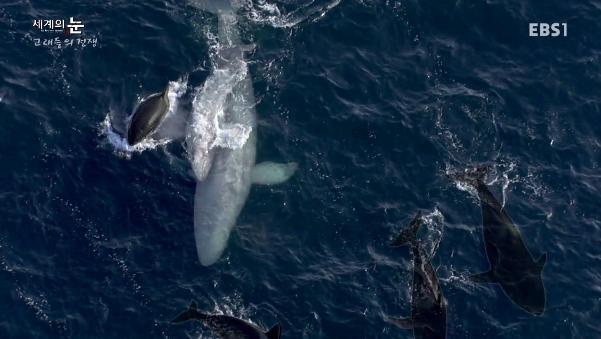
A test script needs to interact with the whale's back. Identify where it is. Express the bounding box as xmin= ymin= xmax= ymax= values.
xmin=191 ymin=6 xmax=258 ymax=266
